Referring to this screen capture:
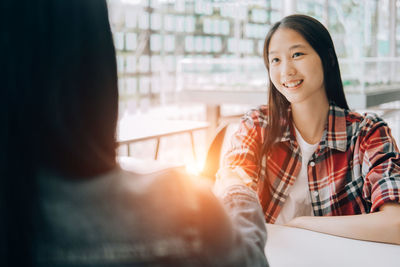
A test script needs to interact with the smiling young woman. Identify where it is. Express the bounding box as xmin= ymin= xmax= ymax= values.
xmin=217 ymin=14 xmax=400 ymax=245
